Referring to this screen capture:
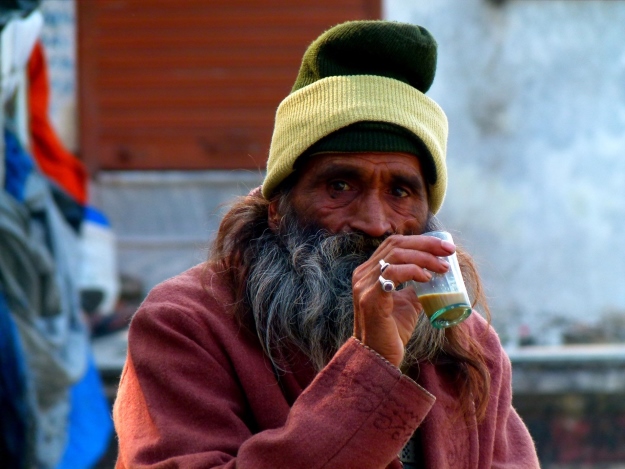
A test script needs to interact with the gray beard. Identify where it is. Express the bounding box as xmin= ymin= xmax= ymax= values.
xmin=246 ymin=215 xmax=446 ymax=372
